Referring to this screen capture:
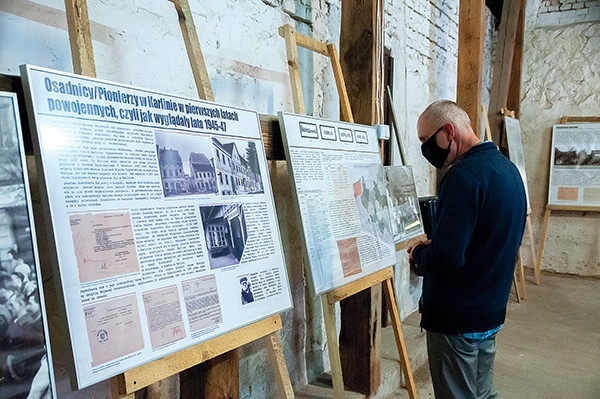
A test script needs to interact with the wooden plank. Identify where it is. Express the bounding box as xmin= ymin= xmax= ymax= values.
xmin=119 ymin=315 xmax=282 ymax=394
xmin=321 ymin=295 xmax=345 ymax=399
xmin=338 ymin=2 xmax=383 ymax=394
xmin=526 ymin=215 xmax=540 ymax=285
xmin=547 ymin=205 xmax=600 ymax=212
xmin=278 ymin=24 xmax=306 ymax=114
xmin=395 ymin=234 xmax=428 ymax=252
xmin=561 ymin=116 xmax=600 ymax=124
xmin=536 ymin=206 xmax=552 ymax=282
xmin=291 ymin=30 xmax=329 ymax=56
xmin=382 ymin=278 xmax=417 ymax=399
xmin=517 ymin=249 xmax=526 ymax=300
xmin=506 ymin=5 xmax=524 ymax=118
xmin=457 ymin=0 xmax=485 ymax=137
xmin=326 ymin=267 xmax=394 ymax=304
xmin=340 ymin=0 xmax=382 ymax=127
xmin=488 ymin=0 xmax=523 ymax=145
xmin=259 ymin=114 xmax=286 ymax=161
xmin=512 ymin=271 xmax=521 ymax=303
xmin=64 ymin=0 xmax=96 ymax=77
xmin=169 ymin=0 xmax=214 ymax=101
xmin=265 ymin=332 xmax=295 ymax=399
xmin=326 ymin=43 xmax=354 ymax=123
xmin=180 ymin=351 xmax=238 ymax=399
